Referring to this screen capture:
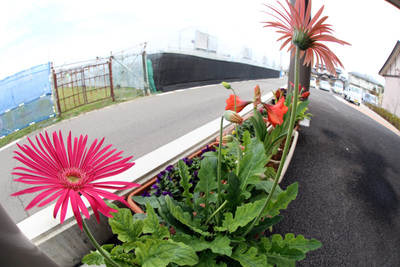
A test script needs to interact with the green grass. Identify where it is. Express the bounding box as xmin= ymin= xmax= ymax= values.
xmin=0 ymin=87 xmax=147 ymax=149
xmin=365 ymin=103 xmax=400 ymax=131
